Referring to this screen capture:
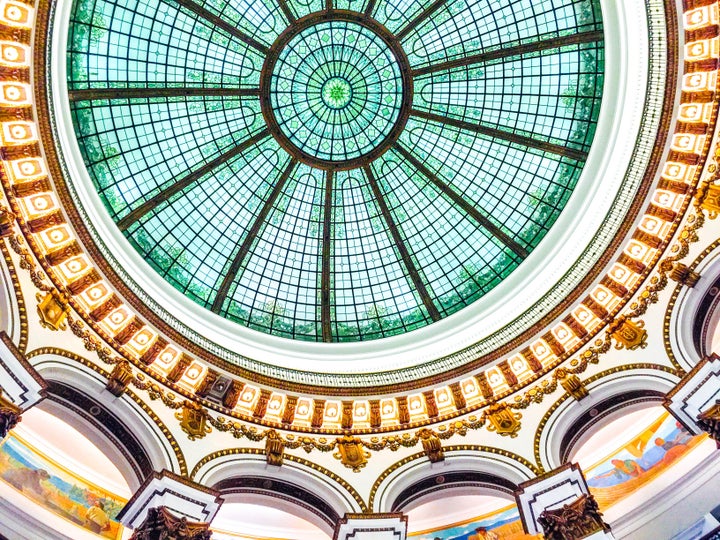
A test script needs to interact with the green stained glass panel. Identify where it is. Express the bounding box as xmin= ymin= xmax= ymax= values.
xmin=65 ymin=0 xmax=604 ymax=342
